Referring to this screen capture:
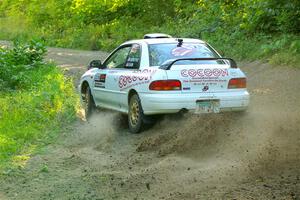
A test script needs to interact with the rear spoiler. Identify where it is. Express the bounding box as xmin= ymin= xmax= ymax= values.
xmin=159 ymin=58 xmax=237 ymax=70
